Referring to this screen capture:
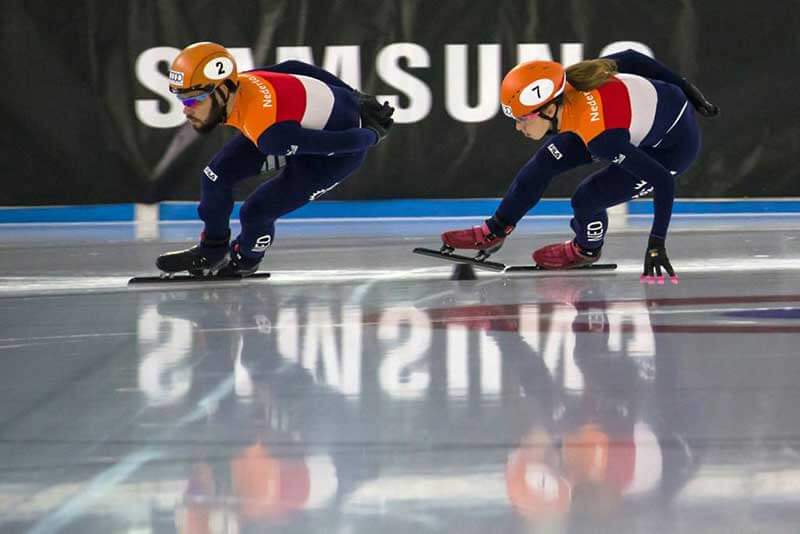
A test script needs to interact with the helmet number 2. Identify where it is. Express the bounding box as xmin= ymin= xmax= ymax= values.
xmin=203 ymin=57 xmax=234 ymax=80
